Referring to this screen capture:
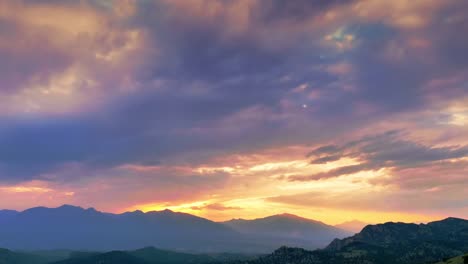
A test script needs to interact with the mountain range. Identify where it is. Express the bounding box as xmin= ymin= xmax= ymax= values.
xmin=1 ymin=216 xmax=466 ymax=264
xmin=0 ymin=205 xmax=351 ymax=253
